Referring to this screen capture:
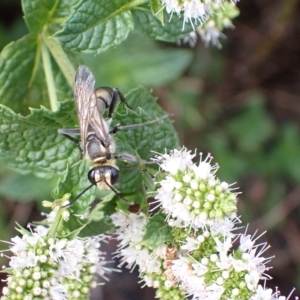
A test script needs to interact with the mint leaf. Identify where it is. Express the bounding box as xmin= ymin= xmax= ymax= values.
xmin=54 ymin=0 xmax=134 ymax=53
xmin=142 ymin=212 xmax=172 ymax=248
xmin=52 ymin=159 xmax=96 ymax=213
xmin=0 ymin=101 xmax=79 ymax=178
xmin=0 ymin=34 xmax=37 ymax=111
xmin=21 ymin=0 xmax=56 ymax=33
xmin=52 ymin=0 xmax=78 ymax=19
xmin=133 ymin=9 xmax=194 ymax=42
